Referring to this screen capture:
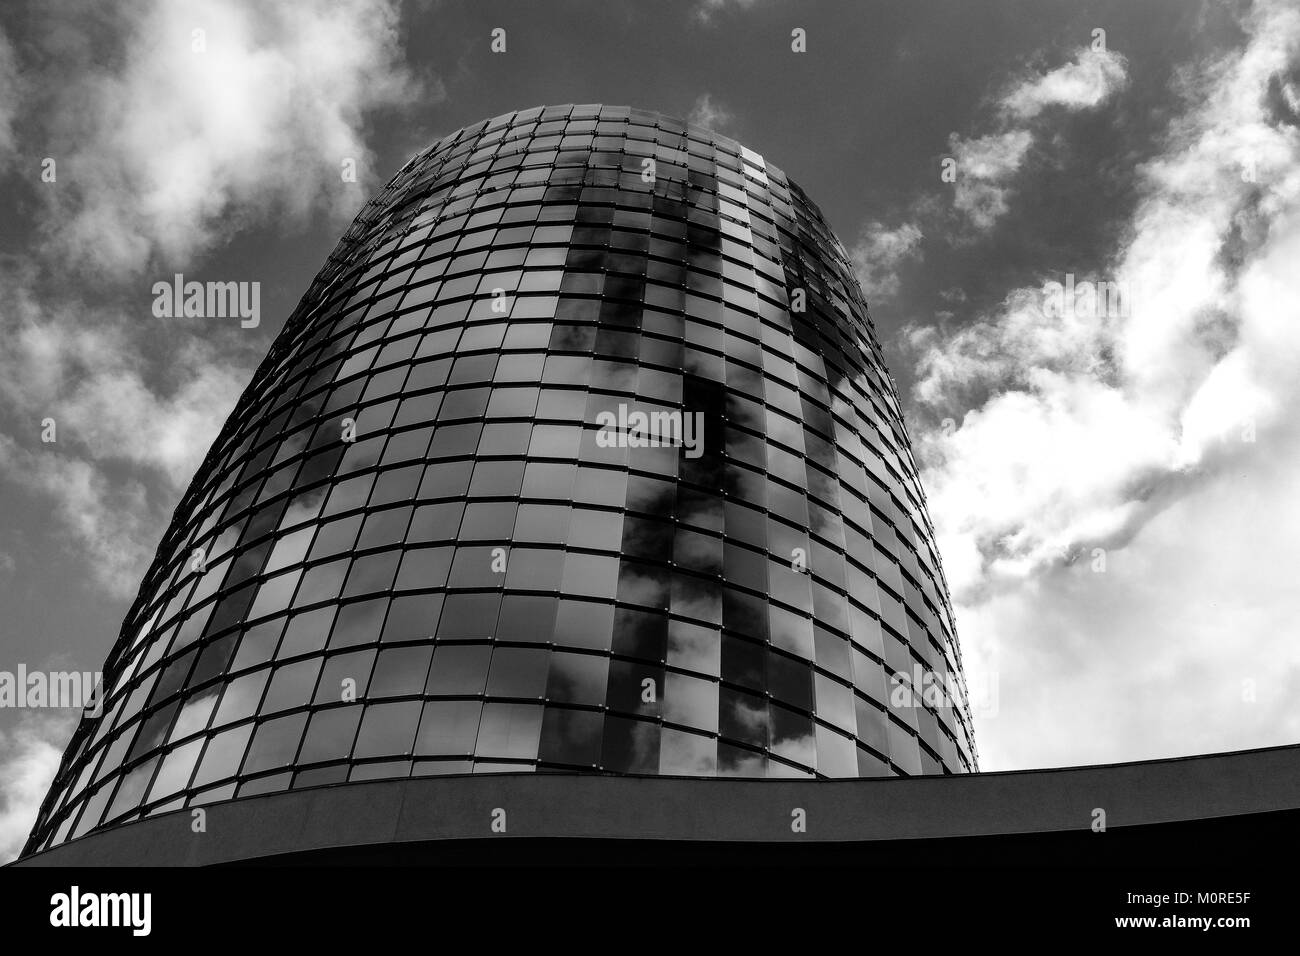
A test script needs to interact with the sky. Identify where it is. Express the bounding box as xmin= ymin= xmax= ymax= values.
xmin=1 ymin=0 xmax=1299 ymax=861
